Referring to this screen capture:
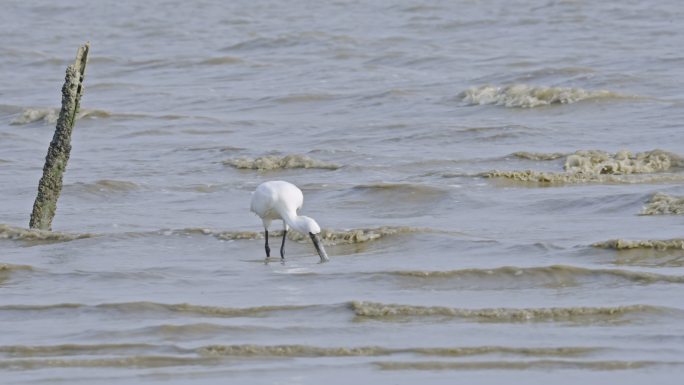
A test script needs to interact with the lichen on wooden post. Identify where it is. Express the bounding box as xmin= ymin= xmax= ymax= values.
xmin=29 ymin=43 xmax=89 ymax=231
